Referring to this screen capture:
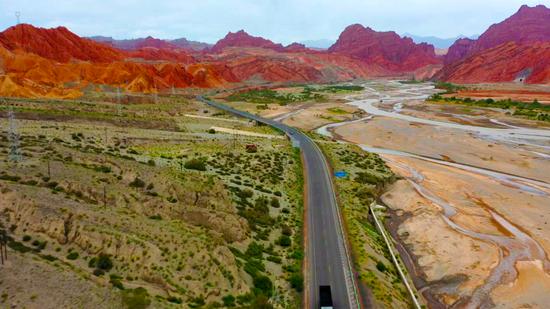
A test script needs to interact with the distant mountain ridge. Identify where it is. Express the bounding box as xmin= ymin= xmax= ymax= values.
xmin=299 ymin=39 xmax=334 ymax=49
xmin=210 ymin=30 xmax=285 ymax=52
xmin=88 ymin=35 xmax=211 ymax=51
xmin=404 ymin=33 xmax=478 ymax=49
